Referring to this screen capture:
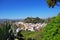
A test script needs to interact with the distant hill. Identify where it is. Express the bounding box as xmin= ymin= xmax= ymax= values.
xmin=0 ymin=19 xmax=24 ymax=23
